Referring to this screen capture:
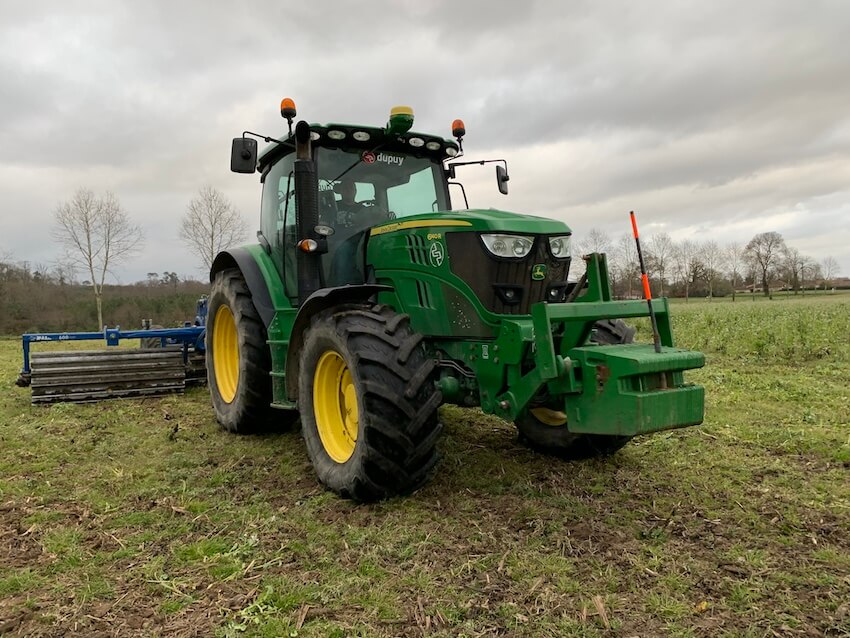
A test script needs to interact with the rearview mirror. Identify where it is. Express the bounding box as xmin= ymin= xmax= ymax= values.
xmin=231 ymin=138 xmax=258 ymax=173
xmin=496 ymin=165 xmax=509 ymax=195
